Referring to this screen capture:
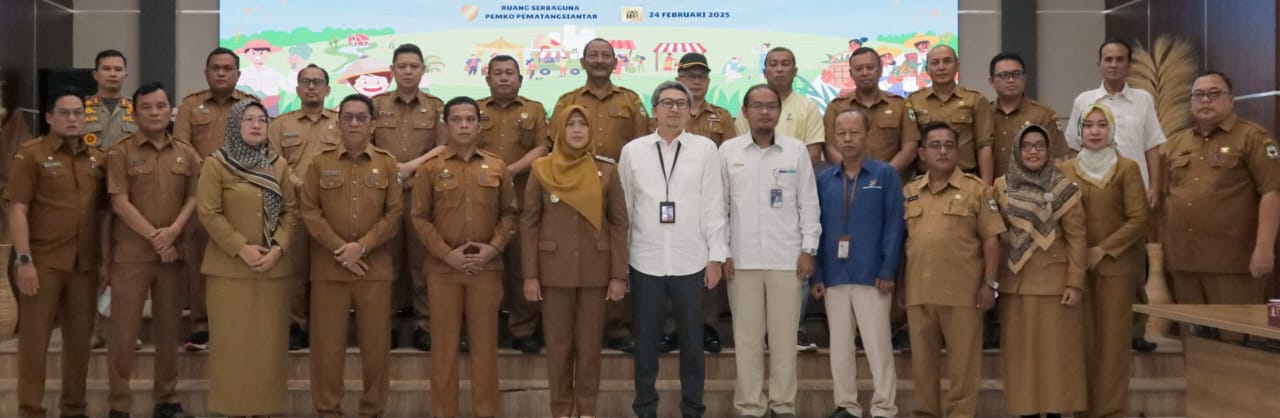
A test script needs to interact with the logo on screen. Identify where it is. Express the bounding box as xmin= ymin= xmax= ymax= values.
xmin=621 ymin=7 xmax=643 ymax=22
